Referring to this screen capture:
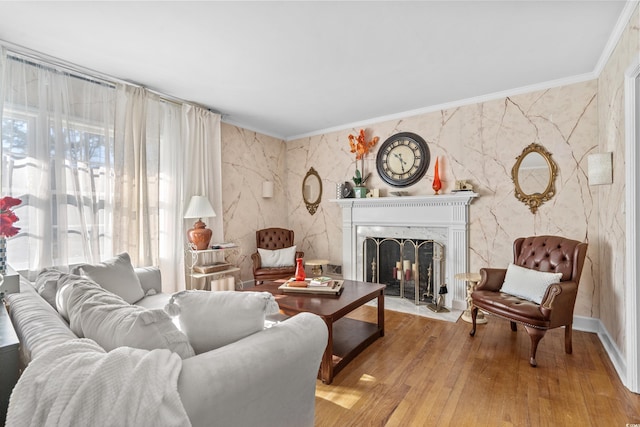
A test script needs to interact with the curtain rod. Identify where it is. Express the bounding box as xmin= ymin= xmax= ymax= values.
xmin=1 ymin=39 xmax=222 ymax=115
